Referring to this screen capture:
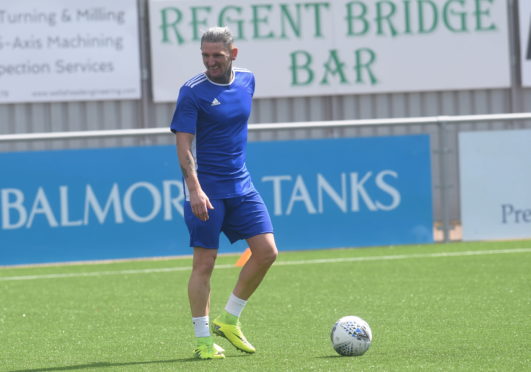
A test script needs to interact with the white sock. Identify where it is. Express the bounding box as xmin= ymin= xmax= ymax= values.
xmin=192 ymin=316 xmax=210 ymax=338
xmin=224 ymin=293 xmax=248 ymax=318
